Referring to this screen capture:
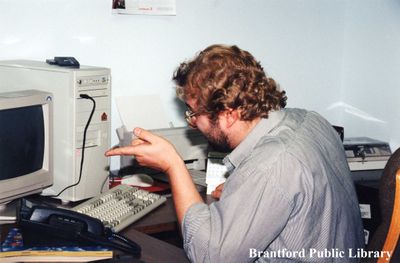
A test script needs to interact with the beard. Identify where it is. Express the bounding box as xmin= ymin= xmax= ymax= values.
xmin=204 ymin=122 xmax=232 ymax=153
